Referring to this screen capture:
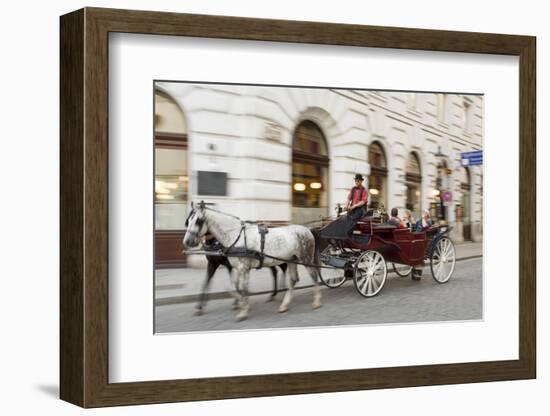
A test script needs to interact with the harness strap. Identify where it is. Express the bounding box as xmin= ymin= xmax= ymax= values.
xmin=222 ymin=222 xmax=246 ymax=256
xmin=222 ymin=221 xmax=268 ymax=269
xmin=256 ymin=224 xmax=269 ymax=269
